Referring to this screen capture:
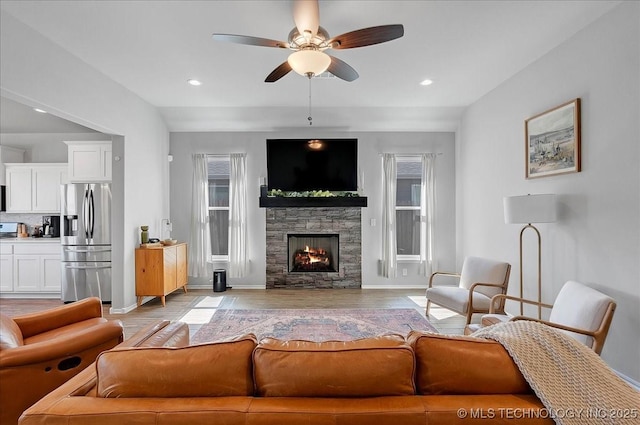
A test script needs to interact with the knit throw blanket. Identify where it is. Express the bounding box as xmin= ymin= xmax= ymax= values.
xmin=472 ymin=321 xmax=639 ymax=425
